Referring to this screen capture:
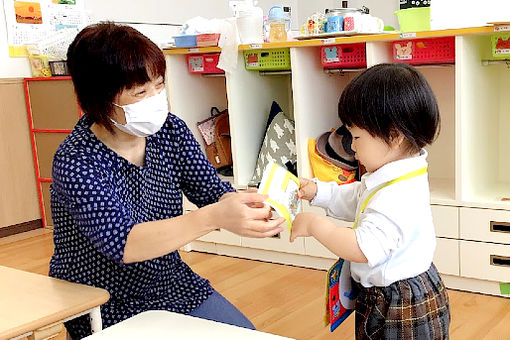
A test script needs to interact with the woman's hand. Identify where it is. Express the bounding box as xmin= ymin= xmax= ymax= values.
xmin=214 ymin=192 xmax=285 ymax=238
xmin=290 ymin=212 xmax=318 ymax=242
xmin=298 ymin=178 xmax=317 ymax=201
